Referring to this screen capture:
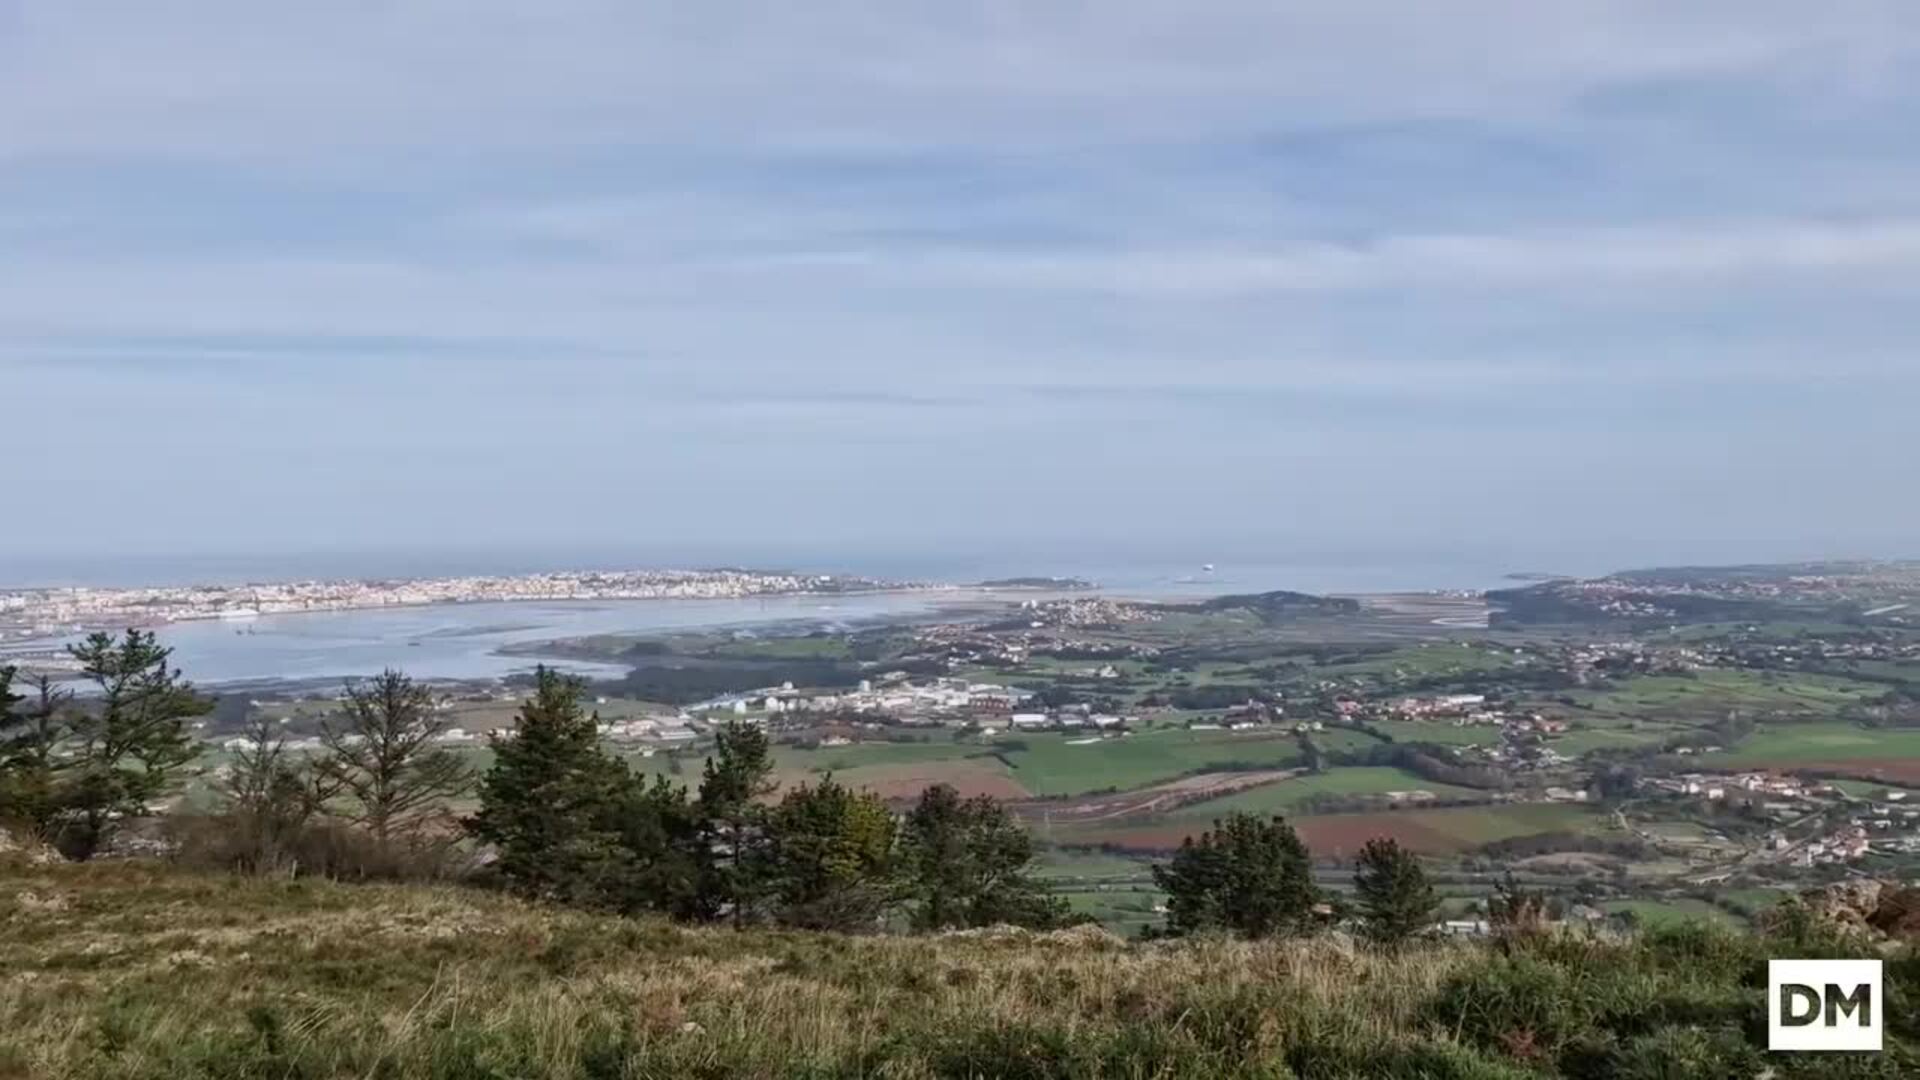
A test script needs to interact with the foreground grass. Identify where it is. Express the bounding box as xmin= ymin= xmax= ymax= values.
xmin=3 ymin=859 xmax=1917 ymax=1078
